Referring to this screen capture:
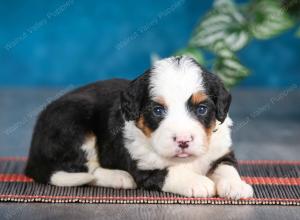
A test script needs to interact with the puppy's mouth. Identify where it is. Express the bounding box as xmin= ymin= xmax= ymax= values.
xmin=173 ymin=150 xmax=194 ymax=159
